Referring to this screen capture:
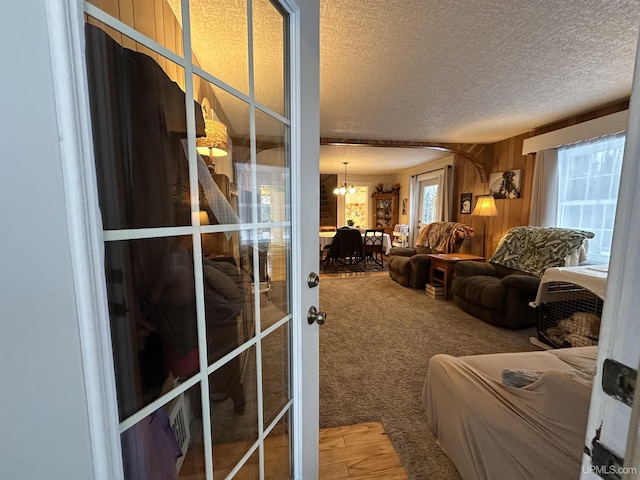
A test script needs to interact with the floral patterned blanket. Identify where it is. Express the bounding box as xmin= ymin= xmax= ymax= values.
xmin=416 ymin=222 xmax=475 ymax=253
xmin=489 ymin=226 xmax=594 ymax=277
